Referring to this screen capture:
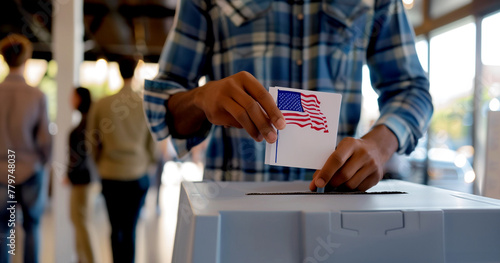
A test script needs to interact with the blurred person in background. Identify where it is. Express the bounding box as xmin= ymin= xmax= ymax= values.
xmin=87 ymin=56 xmax=157 ymax=263
xmin=67 ymin=87 xmax=100 ymax=263
xmin=0 ymin=34 xmax=52 ymax=263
